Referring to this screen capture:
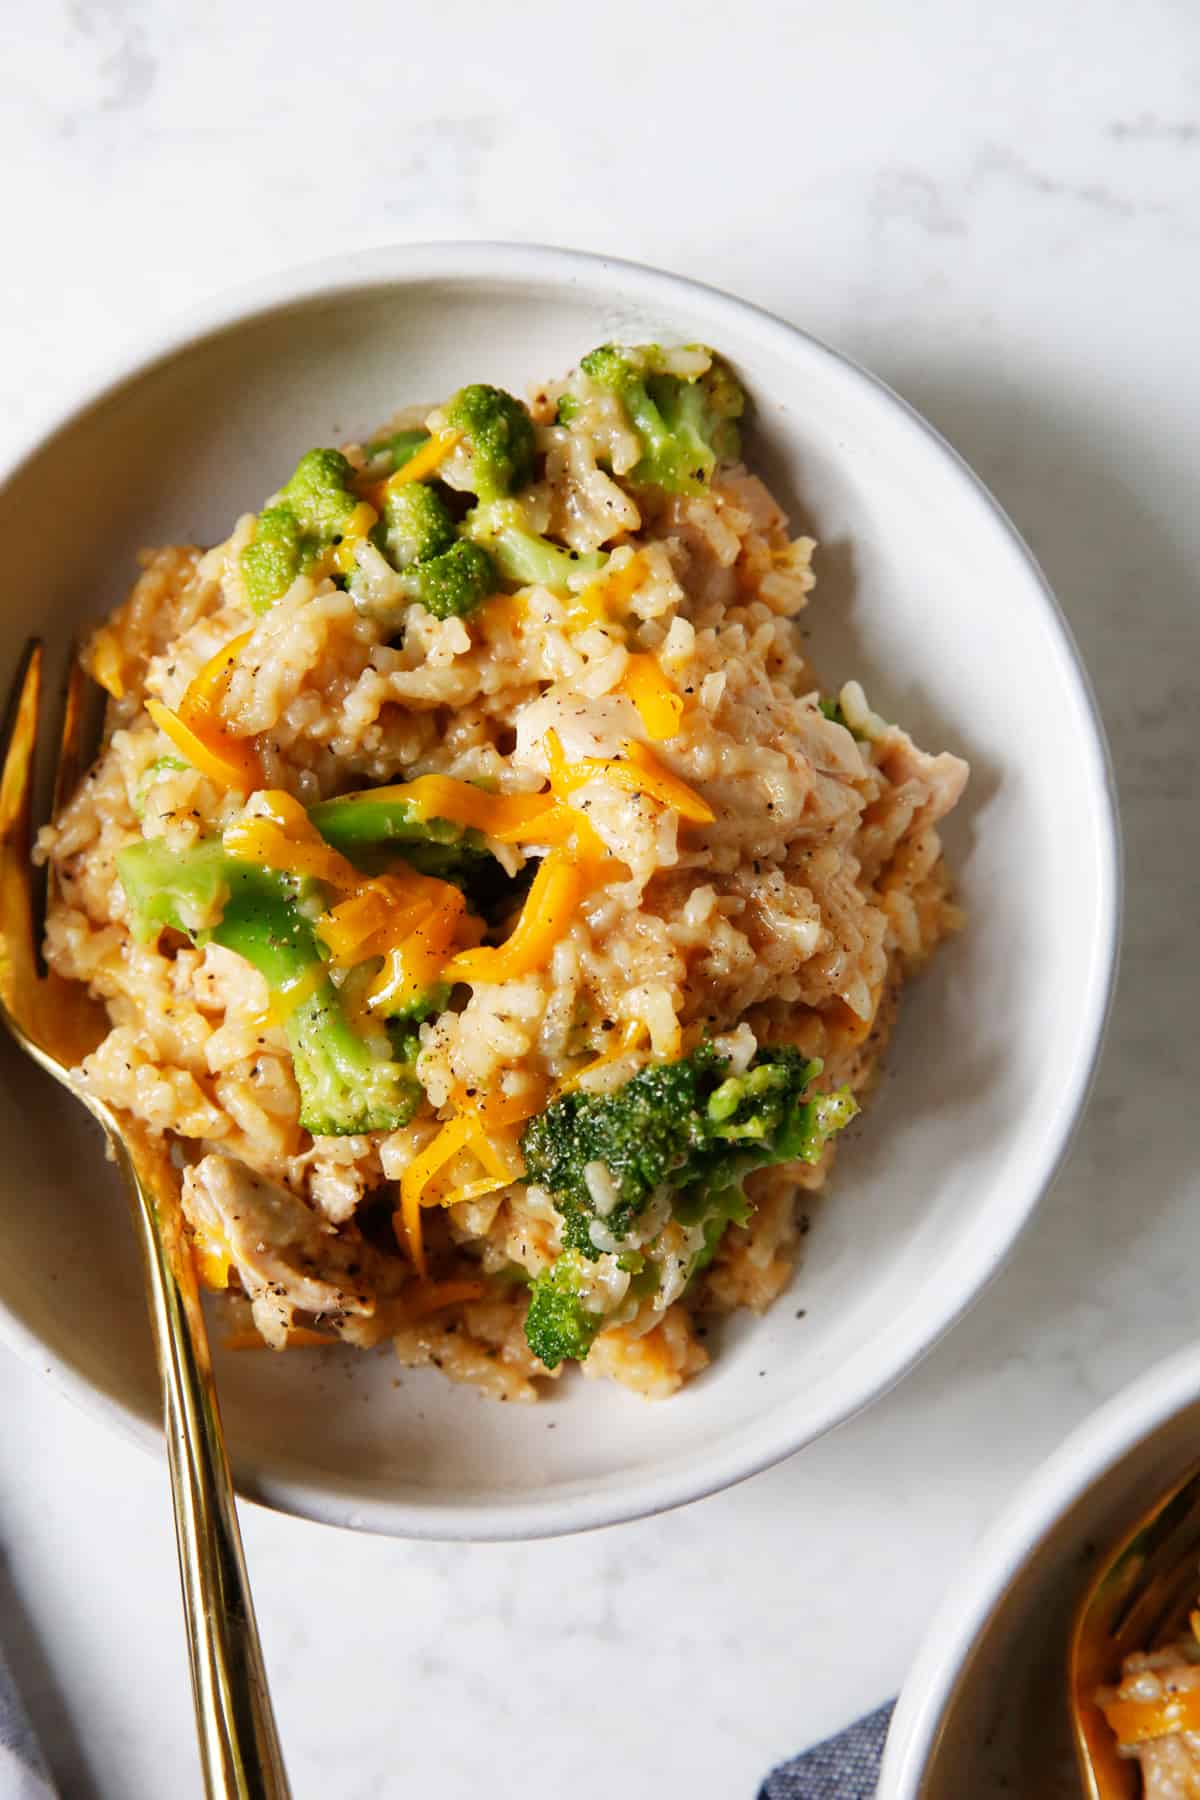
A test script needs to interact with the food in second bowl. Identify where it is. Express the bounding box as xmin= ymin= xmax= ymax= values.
xmin=1099 ymin=1623 xmax=1200 ymax=1797
xmin=37 ymin=343 xmax=968 ymax=1400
